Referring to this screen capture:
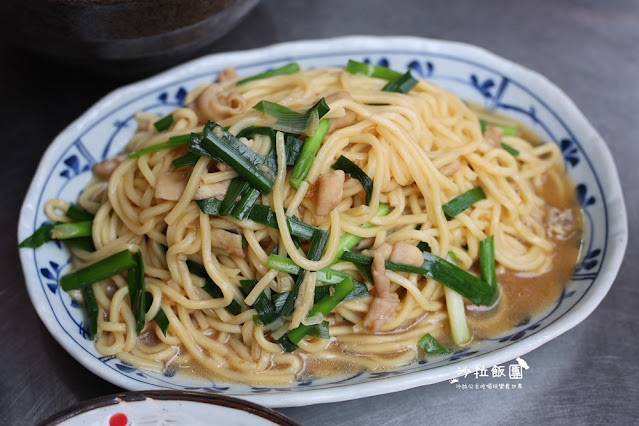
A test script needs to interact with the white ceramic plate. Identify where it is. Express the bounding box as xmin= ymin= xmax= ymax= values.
xmin=18 ymin=36 xmax=627 ymax=408
xmin=38 ymin=391 xmax=298 ymax=425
